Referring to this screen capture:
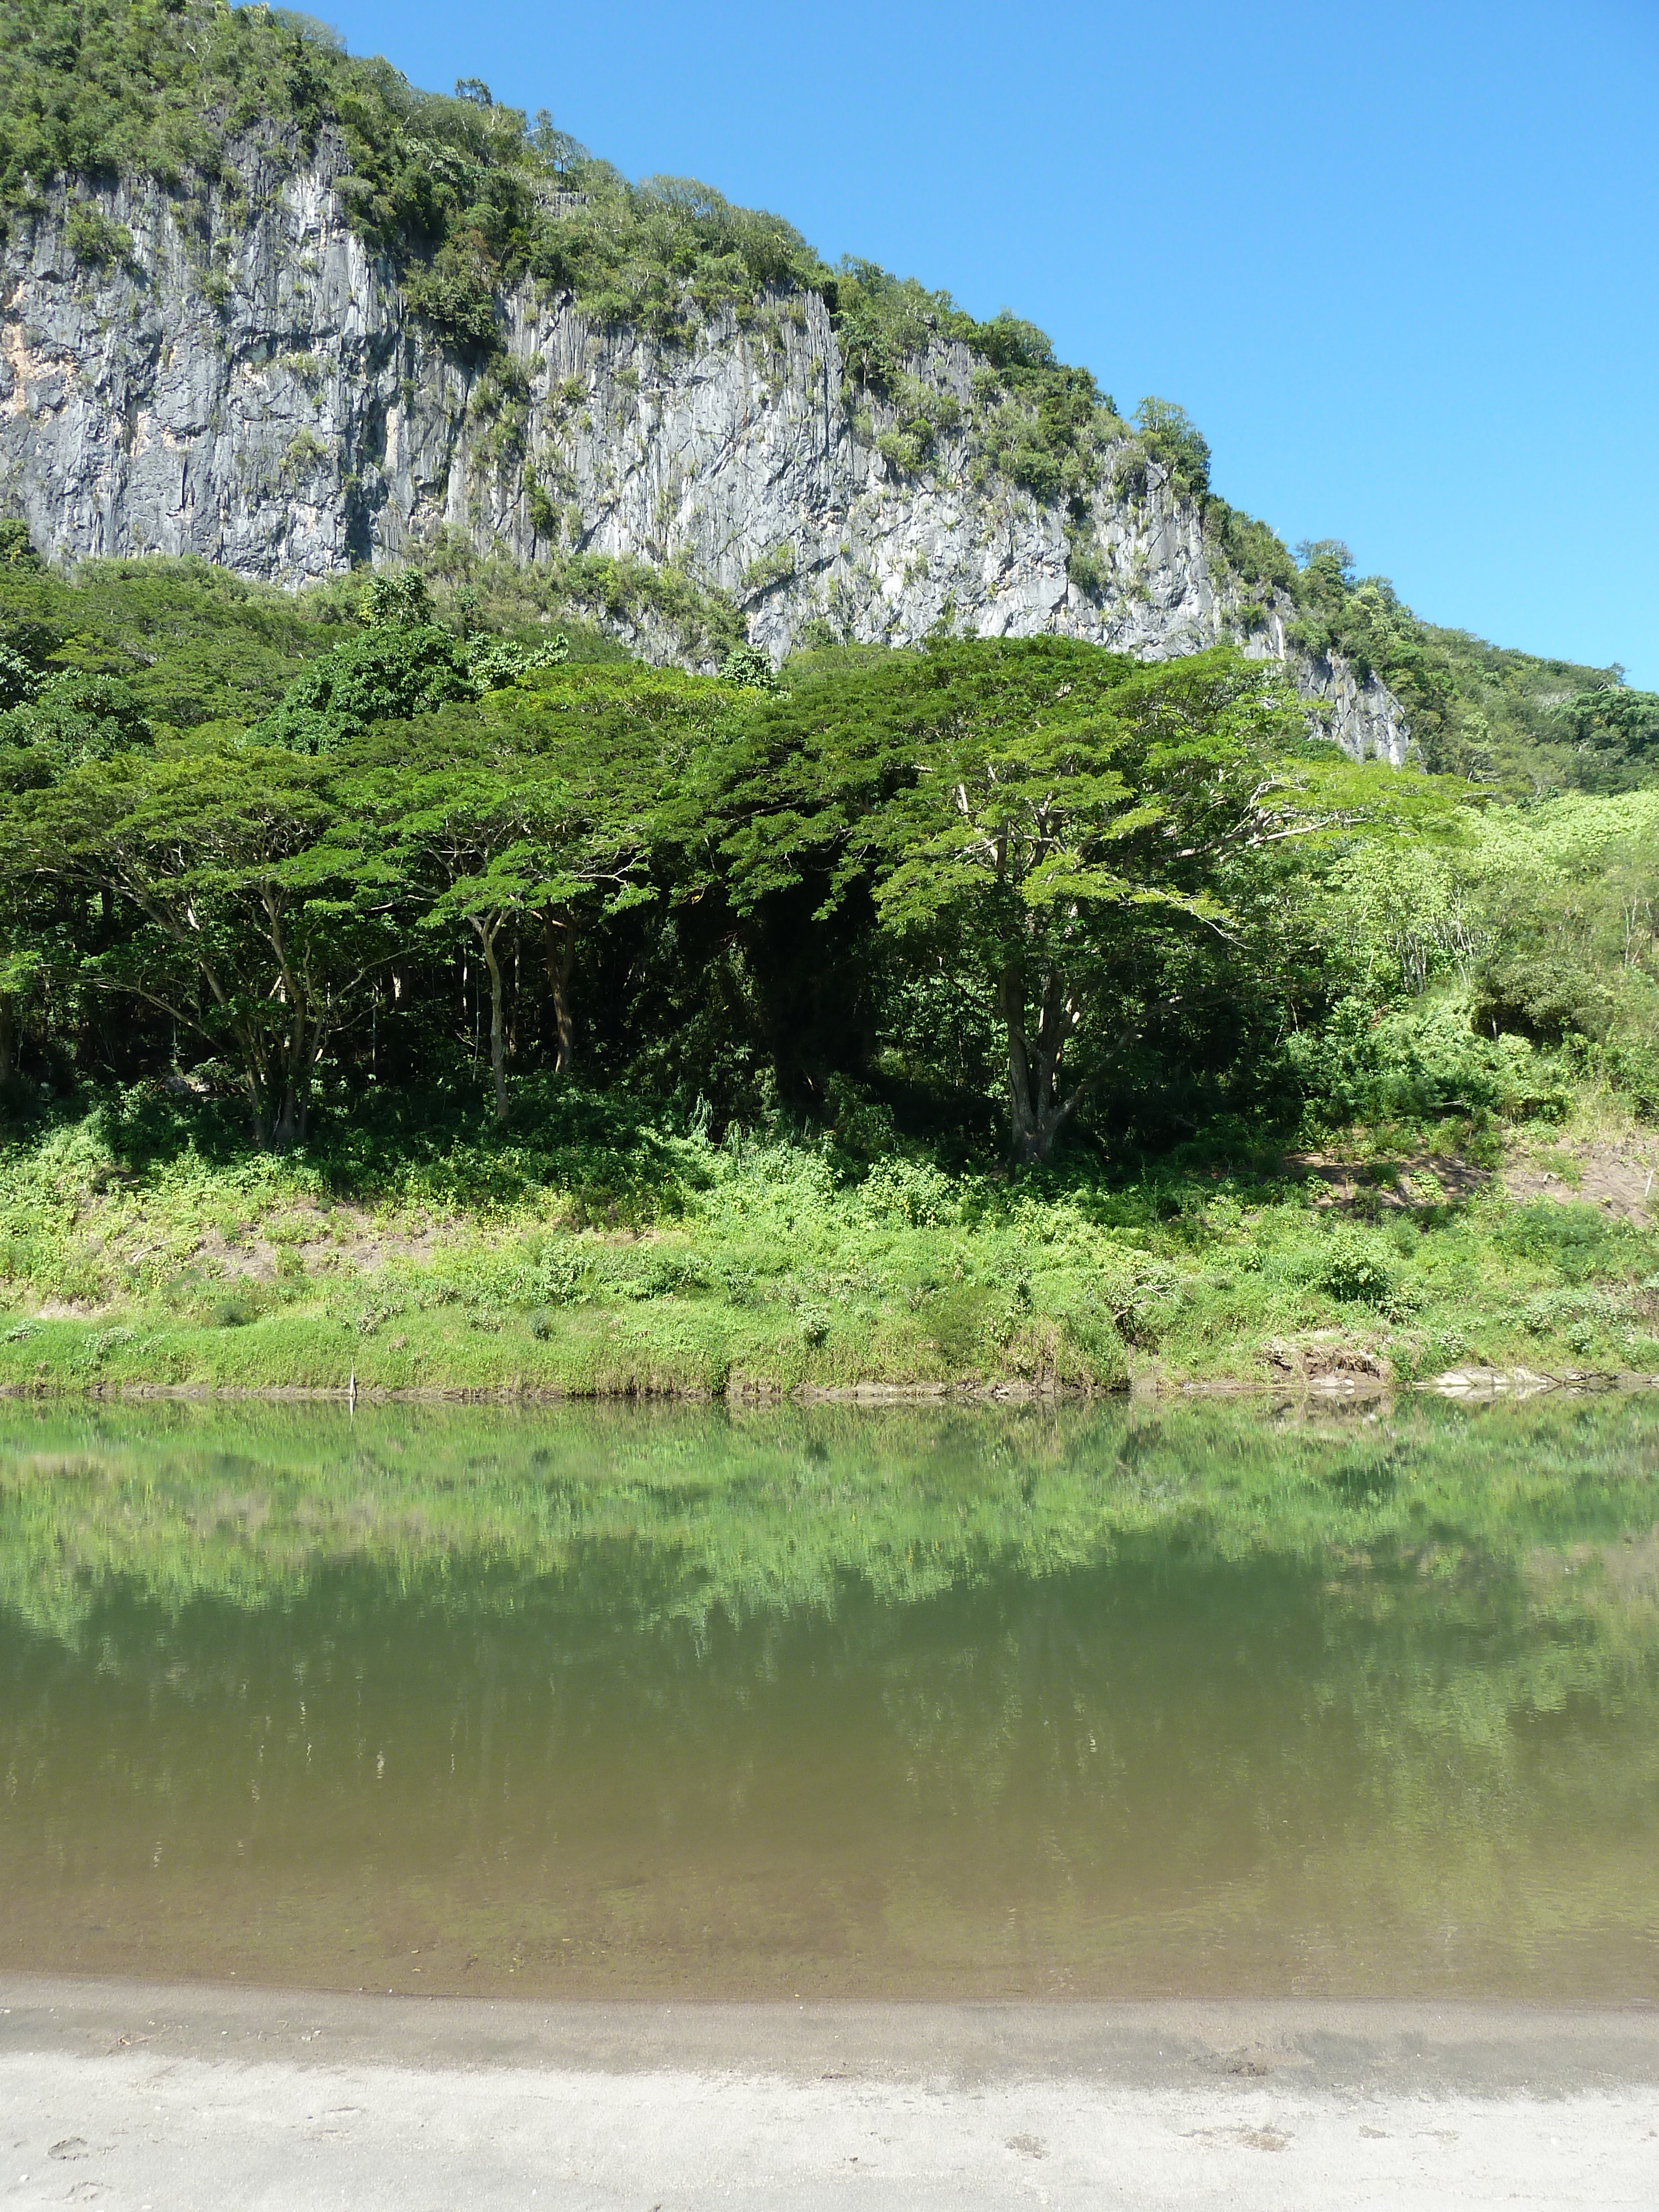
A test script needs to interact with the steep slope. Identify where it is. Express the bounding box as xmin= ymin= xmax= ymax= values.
xmin=8 ymin=0 xmax=1644 ymax=781
xmin=0 ymin=144 xmax=1408 ymax=761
